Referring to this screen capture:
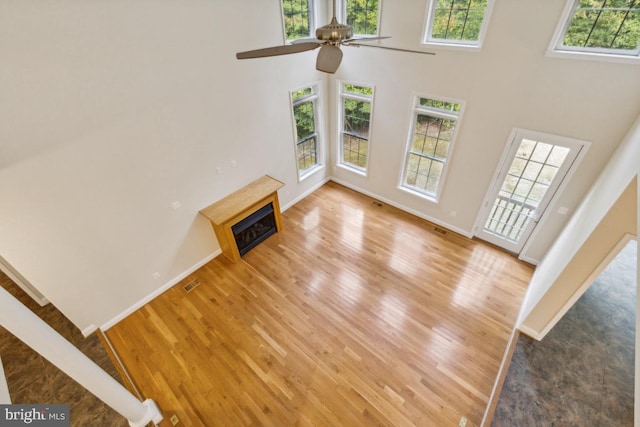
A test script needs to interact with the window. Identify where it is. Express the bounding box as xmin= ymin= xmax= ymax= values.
xmin=291 ymin=85 xmax=322 ymax=178
xmin=400 ymin=96 xmax=463 ymax=200
xmin=282 ymin=0 xmax=314 ymax=41
xmin=344 ymin=0 xmax=380 ymax=36
xmin=424 ymin=0 xmax=492 ymax=47
xmin=339 ymin=82 xmax=374 ymax=174
xmin=550 ymin=0 xmax=640 ymax=58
